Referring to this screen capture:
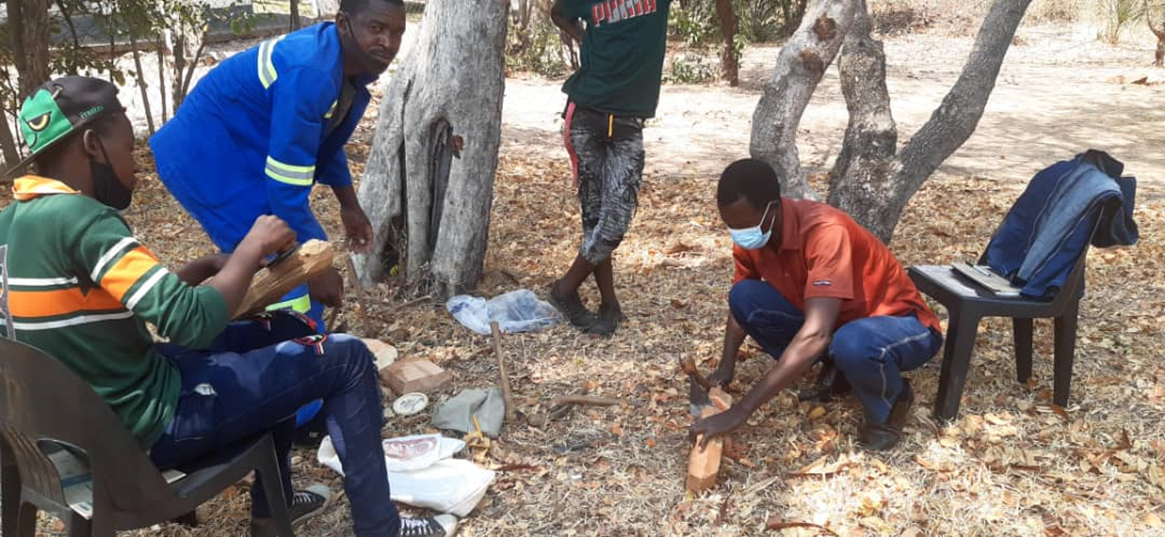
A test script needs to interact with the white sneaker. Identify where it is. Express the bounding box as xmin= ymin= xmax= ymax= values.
xmin=397 ymin=514 xmax=458 ymax=537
